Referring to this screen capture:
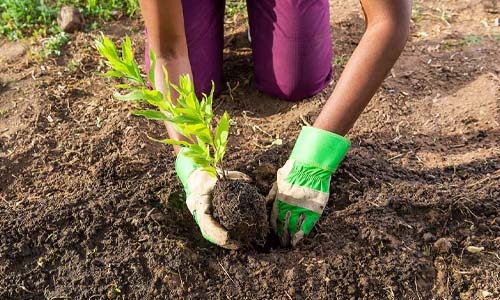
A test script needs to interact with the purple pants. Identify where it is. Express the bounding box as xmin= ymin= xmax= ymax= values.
xmin=145 ymin=0 xmax=332 ymax=101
